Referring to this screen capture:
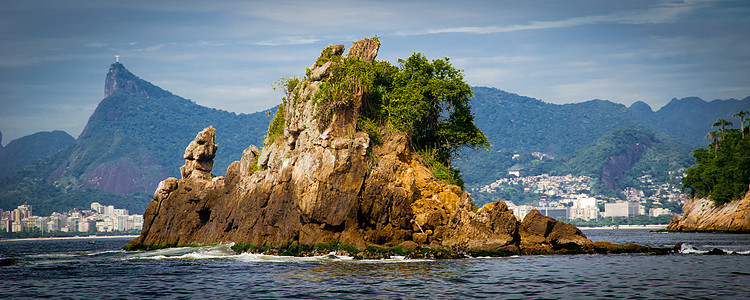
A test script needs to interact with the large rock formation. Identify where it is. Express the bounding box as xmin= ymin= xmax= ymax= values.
xmin=127 ymin=39 xmax=607 ymax=255
xmin=519 ymin=209 xmax=591 ymax=251
xmin=667 ymin=193 xmax=750 ymax=232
